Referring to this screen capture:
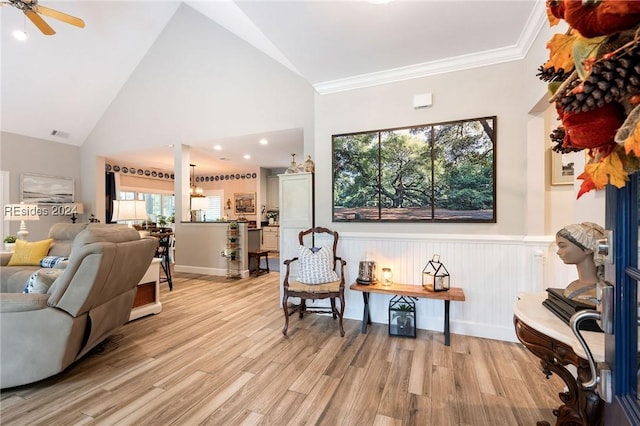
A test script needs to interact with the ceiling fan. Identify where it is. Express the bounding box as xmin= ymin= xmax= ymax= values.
xmin=2 ymin=0 xmax=85 ymax=35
